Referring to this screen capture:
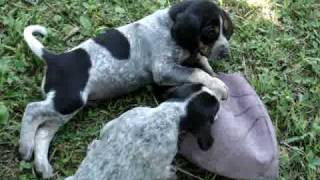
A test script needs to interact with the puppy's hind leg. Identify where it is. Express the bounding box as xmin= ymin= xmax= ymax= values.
xmin=34 ymin=91 xmax=88 ymax=178
xmin=34 ymin=119 xmax=65 ymax=178
xmin=19 ymin=93 xmax=58 ymax=161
